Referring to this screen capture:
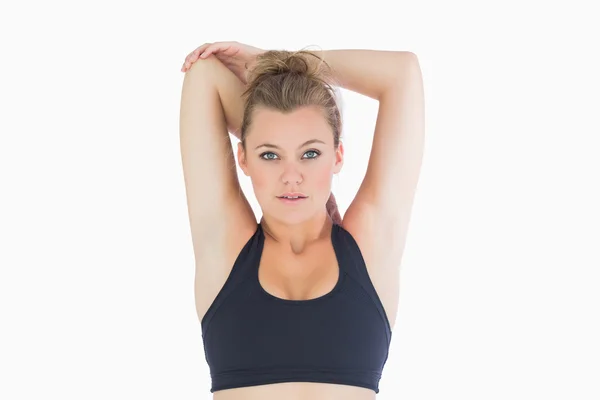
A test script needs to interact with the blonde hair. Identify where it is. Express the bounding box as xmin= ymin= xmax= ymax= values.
xmin=240 ymin=49 xmax=342 ymax=150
